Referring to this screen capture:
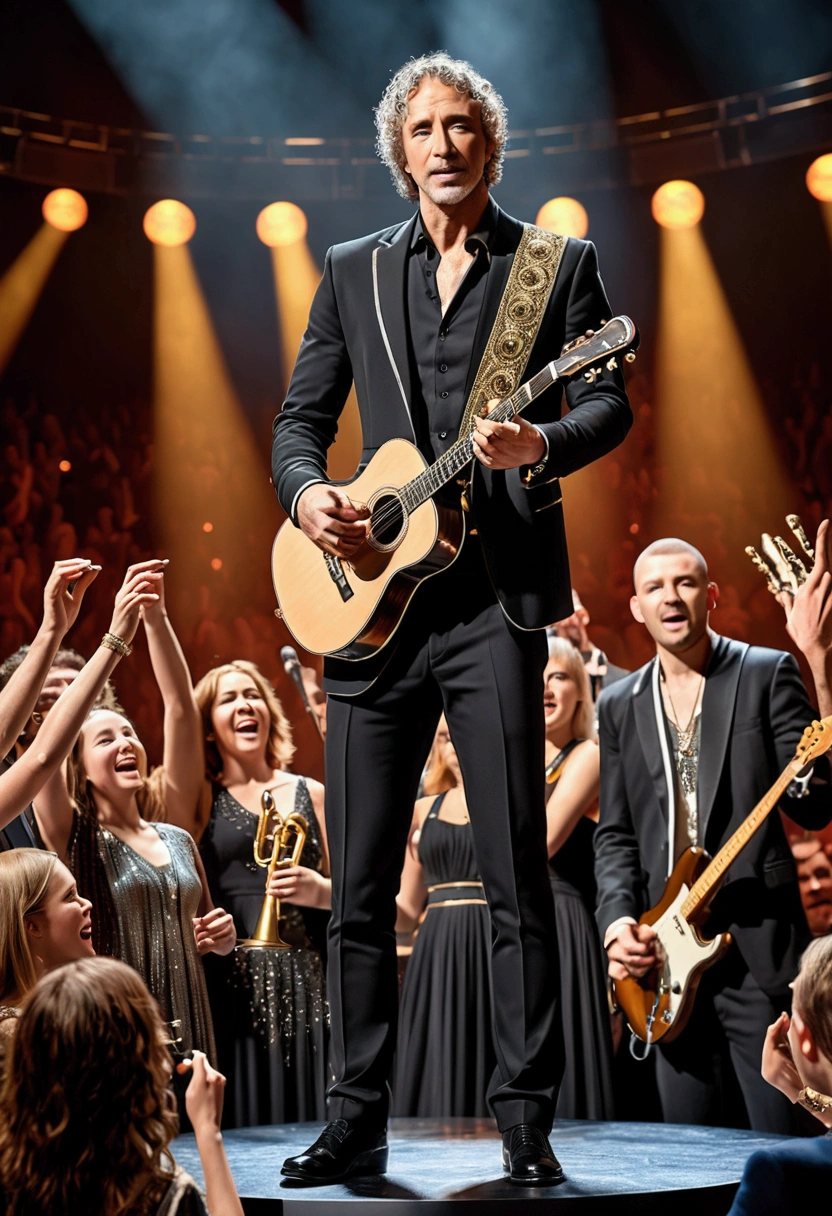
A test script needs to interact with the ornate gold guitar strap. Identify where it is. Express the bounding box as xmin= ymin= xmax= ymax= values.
xmin=460 ymin=223 xmax=567 ymax=436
